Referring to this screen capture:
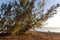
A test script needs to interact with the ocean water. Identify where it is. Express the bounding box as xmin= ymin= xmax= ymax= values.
xmin=35 ymin=27 xmax=60 ymax=33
